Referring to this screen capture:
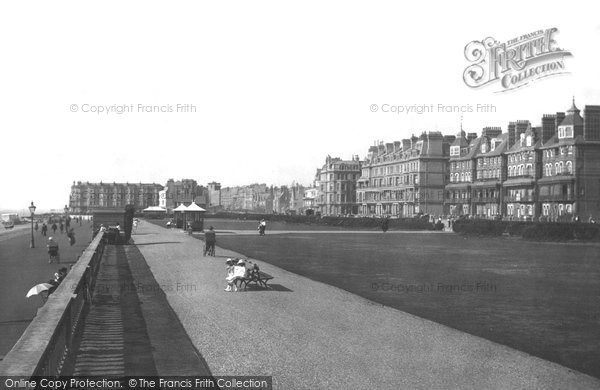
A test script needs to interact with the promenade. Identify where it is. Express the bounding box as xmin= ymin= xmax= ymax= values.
xmin=0 ymin=222 xmax=93 ymax=358
xmin=132 ymin=221 xmax=600 ymax=389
